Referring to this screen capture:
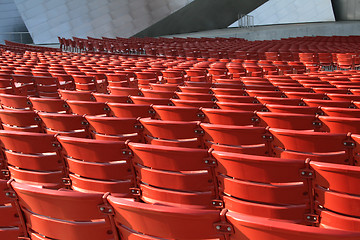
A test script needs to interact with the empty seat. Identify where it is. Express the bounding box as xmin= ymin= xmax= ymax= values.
xmin=140 ymin=118 xmax=203 ymax=148
xmin=321 ymin=107 xmax=360 ymax=118
xmin=29 ymin=97 xmax=69 ymax=113
xmin=213 ymin=151 xmax=309 ymax=222
xmin=107 ymin=196 xmax=222 ymax=239
xmin=10 ymin=181 xmax=116 ymax=240
xmin=256 ymin=97 xmax=303 ymax=106
xmin=108 ymin=103 xmax=154 ymax=118
xmin=141 ymin=89 xmax=175 ymax=99
xmin=153 ymin=105 xmax=204 ymax=121
xmin=171 ymin=99 xmax=216 ymax=108
xmin=108 ymin=86 xmax=142 ymax=96
xmin=226 ymin=211 xmax=360 ymax=240
xmin=311 ymin=160 xmax=360 ymax=231
xmin=129 ymin=143 xmax=216 ymax=208
xmin=304 ymin=99 xmax=353 ymax=108
xmin=257 ymin=112 xmax=320 ymax=130
xmin=130 ymin=96 xmax=171 ymax=106
xmin=0 ymin=93 xmax=31 ymax=110
xmin=0 ymin=109 xmax=42 ymax=132
xmin=319 ymin=116 xmax=360 ymax=134
xmin=92 ymin=93 xmax=129 ymax=103
xmin=59 ymin=89 xmax=95 ymax=101
xmin=57 ymin=136 xmax=133 ymax=196
xmin=0 ymin=131 xmax=65 ymax=188
xmin=217 ymin=102 xmax=266 ymax=112
xmin=215 ymin=95 xmax=257 ymax=103
xmin=38 ymin=112 xmax=90 ymax=138
xmin=265 ymin=104 xmax=321 ymax=115
xmin=201 ymin=123 xmax=271 ymax=155
xmin=202 ymin=108 xmax=258 ymax=126
xmin=0 ymin=179 xmax=20 ymax=237
xmin=85 ymin=116 xmax=142 ymax=142
xmin=270 ymin=128 xmax=352 ymax=164
xmin=284 ymin=92 xmax=327 ymax=100
xmin=176 ymin=92 xmax=215 ymax=102
xmin=66 ymin=100 xmax=110 ymax=116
